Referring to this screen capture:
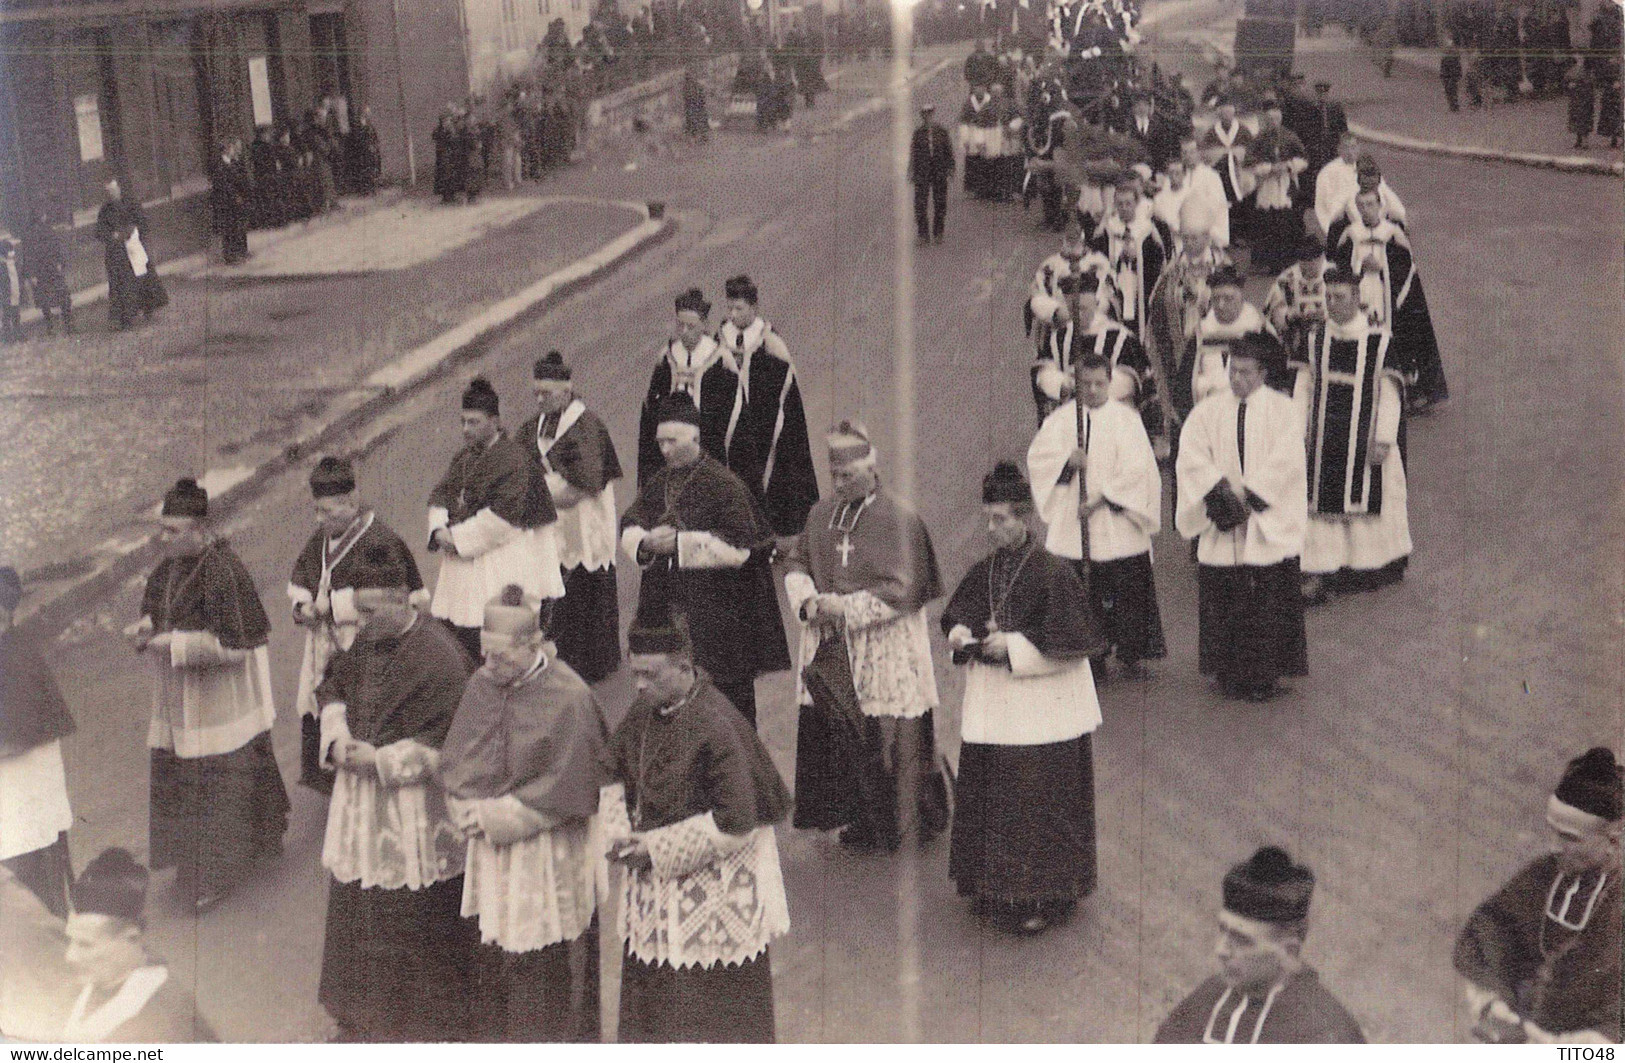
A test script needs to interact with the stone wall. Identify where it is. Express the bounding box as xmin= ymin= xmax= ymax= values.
xmin=580 ymin=53 xmax=738 ymax=151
